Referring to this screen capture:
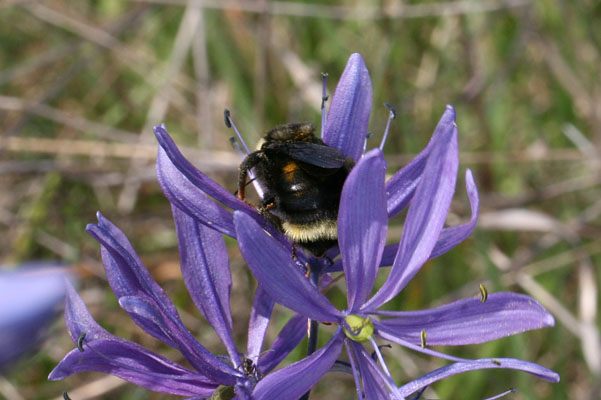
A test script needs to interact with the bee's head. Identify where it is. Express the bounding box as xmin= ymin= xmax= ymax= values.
xmin=265 ymin=122 xmax=316 ymax=142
